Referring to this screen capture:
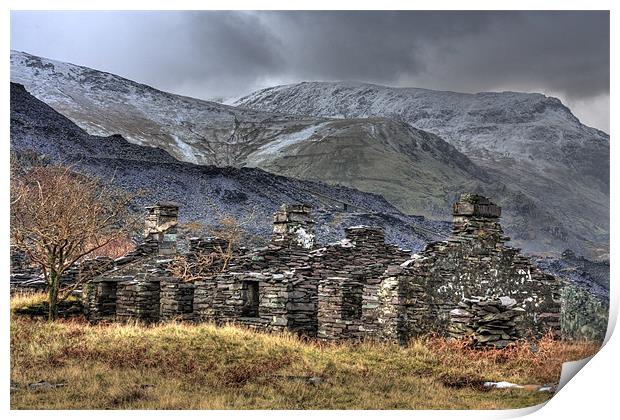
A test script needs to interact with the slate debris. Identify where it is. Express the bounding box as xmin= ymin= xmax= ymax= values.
xmin=449 ymin=296 xmax=524 ymax=348
xmin=27 ymin=380 xmax=66 ymax=391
